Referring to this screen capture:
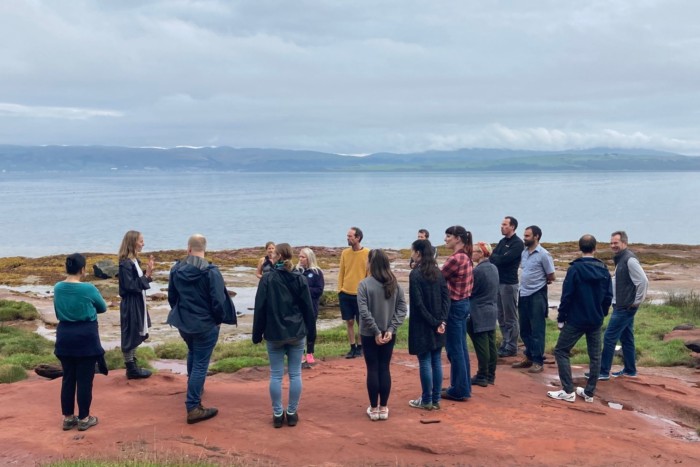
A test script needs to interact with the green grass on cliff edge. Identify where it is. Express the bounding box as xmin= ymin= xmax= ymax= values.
xmin=1 ymin=297 xmax=697 ymax=383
